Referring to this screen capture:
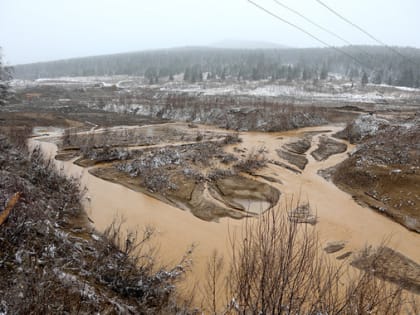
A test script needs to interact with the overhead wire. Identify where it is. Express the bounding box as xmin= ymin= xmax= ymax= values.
xmin=272 ymin=0 xmax=374 ymax=60
xmin=314 ymin=0 xmax=420 ymax=68
xmin=247 ymin=0 xmax=372 ymax=69
xmin=273 ymin=0 xmax=351 ymax=47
